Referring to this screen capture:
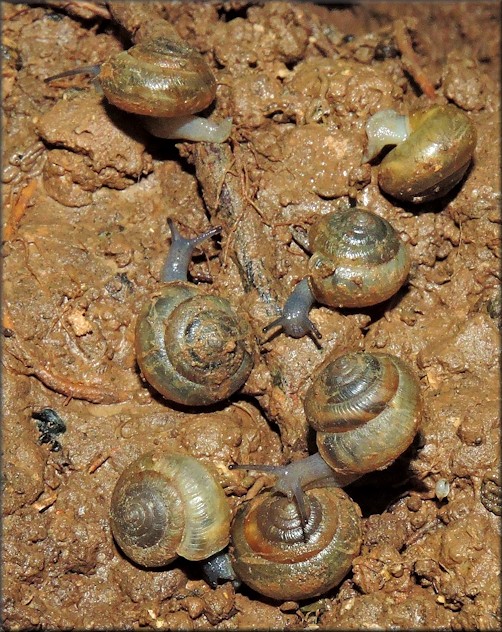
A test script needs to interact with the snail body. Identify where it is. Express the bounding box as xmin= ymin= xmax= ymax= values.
xmin=45 ymin=31 xmax=231 ymax=143
xmin=110 ymin=452 xmax=231 ymax=566
xmin=230 ymin=487 xmax=362 ymax=601
xmin=265 ymin=208 xmax=410 ymax=339
xmin=135 ymin=220 xmax=254 ymax=406
xmin=364 ymin=104 xmax=477 ymax=203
